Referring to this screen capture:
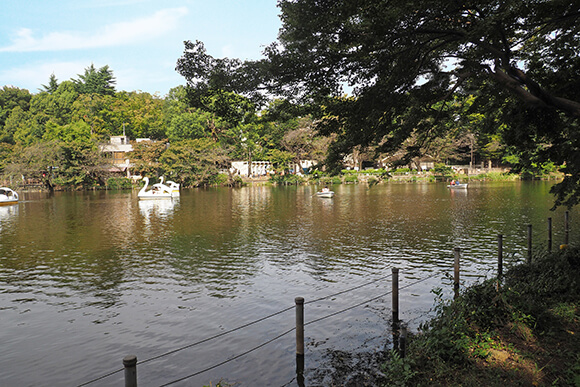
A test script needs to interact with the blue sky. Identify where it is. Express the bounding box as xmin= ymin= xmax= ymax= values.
xmin=0 ymin=0 xmax=281 ymax=97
